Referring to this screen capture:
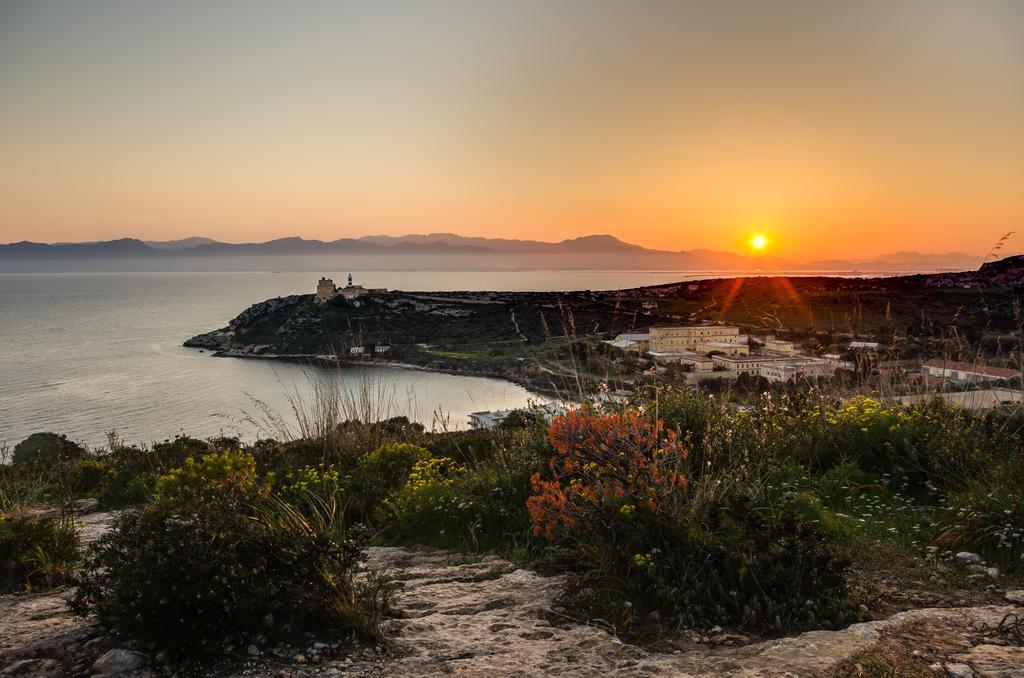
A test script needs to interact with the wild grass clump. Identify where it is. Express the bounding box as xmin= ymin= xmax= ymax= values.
xmin=71 ymin=449 xmax=387 ymax=660
xmin=0 ymin=512 xmax=79 ymax=593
